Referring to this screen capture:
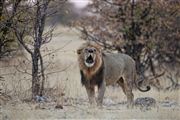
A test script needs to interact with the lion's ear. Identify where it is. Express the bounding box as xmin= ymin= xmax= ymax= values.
xmin=77 ymin=48 xmax=82 ymax=54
